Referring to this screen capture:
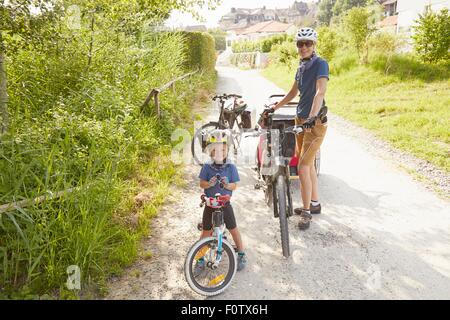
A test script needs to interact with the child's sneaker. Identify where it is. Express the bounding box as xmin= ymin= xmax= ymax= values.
xmin=193 ymin=258 xmax=206 ymax=277
xmin=237 ymin=252 xmax=247 ymax=271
